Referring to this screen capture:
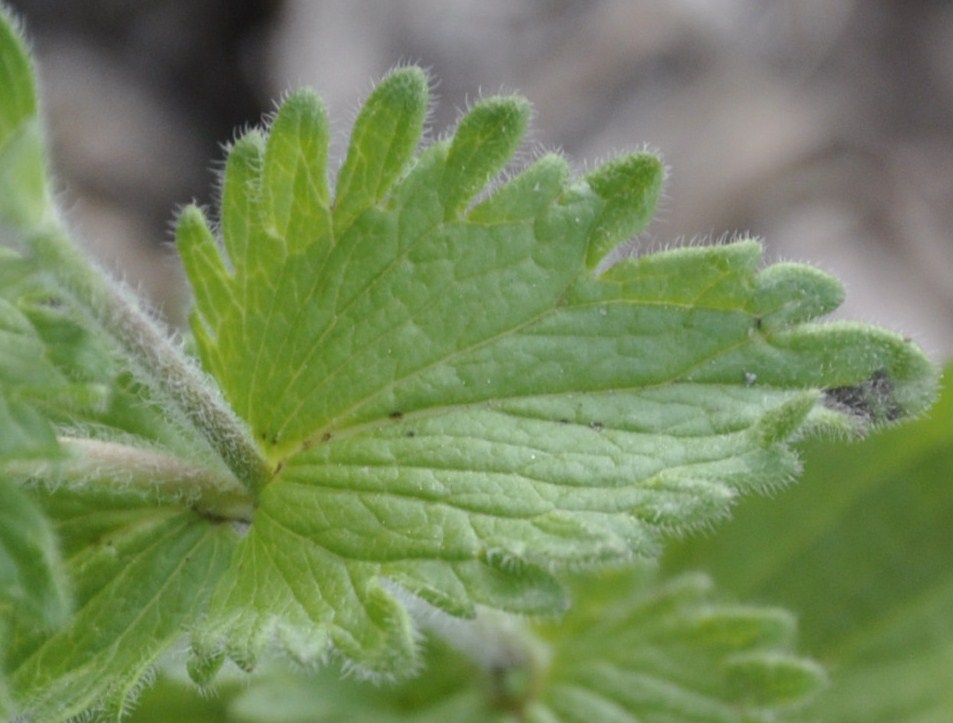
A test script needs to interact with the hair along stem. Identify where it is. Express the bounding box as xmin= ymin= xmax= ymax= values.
xmin=8 ymin=436 xmax=254 ymax=521
xmin=27 ymin=222 xmax=272 ymax=494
